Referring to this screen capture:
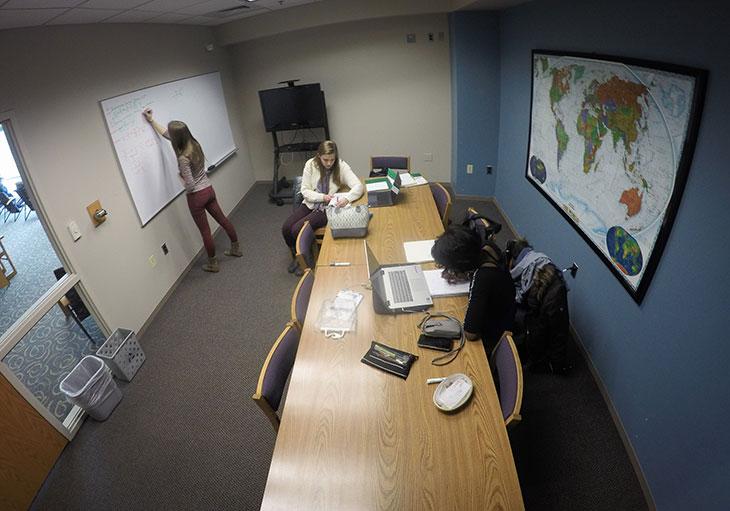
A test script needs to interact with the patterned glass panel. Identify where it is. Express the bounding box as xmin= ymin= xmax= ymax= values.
xmin=2 ymin=285 xmax=103 ymax=422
